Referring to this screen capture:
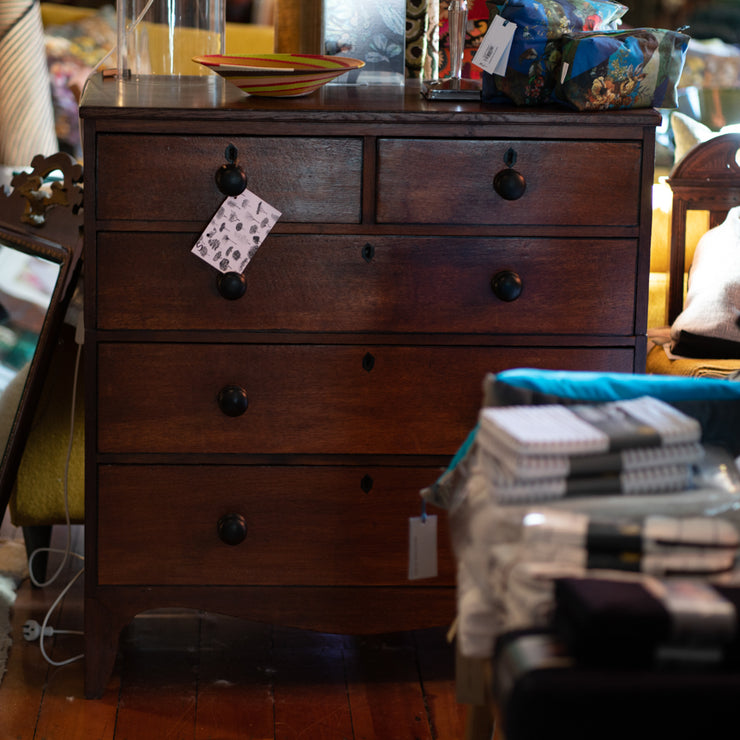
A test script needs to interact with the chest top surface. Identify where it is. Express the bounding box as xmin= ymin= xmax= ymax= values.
xmin=79 ymin=73 xmax=661 ymax=130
